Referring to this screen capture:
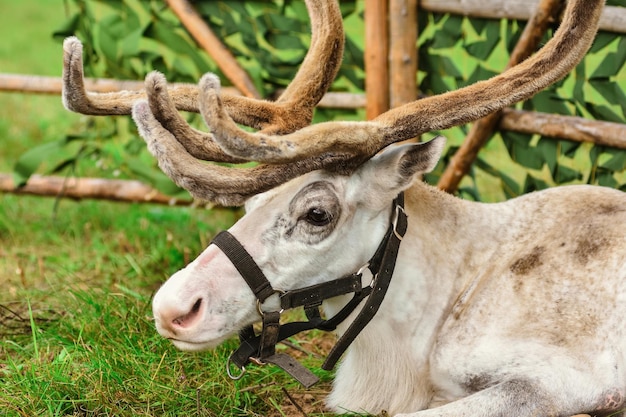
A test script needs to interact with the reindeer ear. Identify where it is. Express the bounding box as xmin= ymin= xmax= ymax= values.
xmin=353 ymin=136 xmax=446 ymax=202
